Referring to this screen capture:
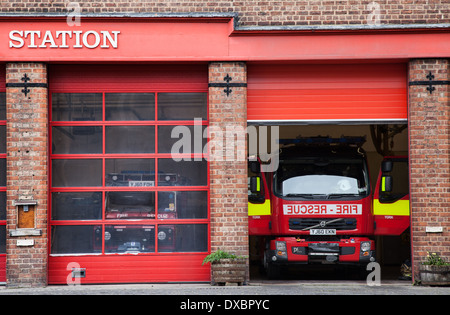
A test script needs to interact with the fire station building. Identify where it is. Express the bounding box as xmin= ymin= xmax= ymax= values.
xmin=0 ymin=2 xmax=449 ymax=287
